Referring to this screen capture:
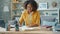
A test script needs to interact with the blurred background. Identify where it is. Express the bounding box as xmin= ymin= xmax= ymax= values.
xmin=0 ymin=0 xmax=60 ymax=31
